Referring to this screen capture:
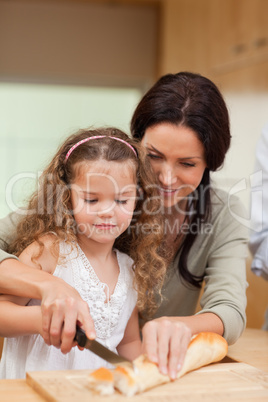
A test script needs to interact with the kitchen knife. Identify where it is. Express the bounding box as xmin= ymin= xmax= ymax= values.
xmin=74 ymin=326 xmax=136 ymax=370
